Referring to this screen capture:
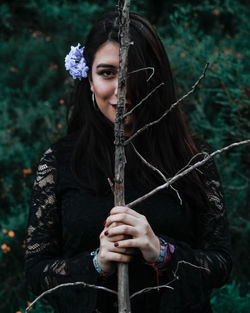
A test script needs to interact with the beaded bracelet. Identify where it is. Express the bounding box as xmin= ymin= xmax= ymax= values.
xmin=146 ymin=237 xmax=175 ymax=269
xmin=91 ymin=248 xmax=114 ymax=277
xmin=91 ymin=248 xmax=103 ymax=274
